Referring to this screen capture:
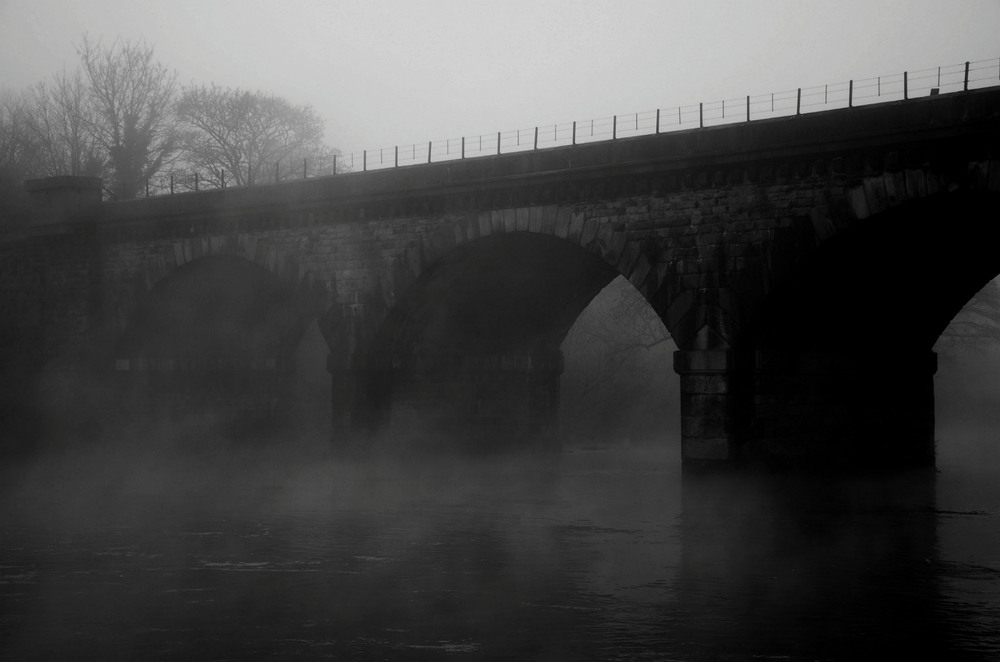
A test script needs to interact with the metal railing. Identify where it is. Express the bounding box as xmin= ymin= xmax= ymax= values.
xmin=142 ymin=58 xmax=1000 ymax=197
